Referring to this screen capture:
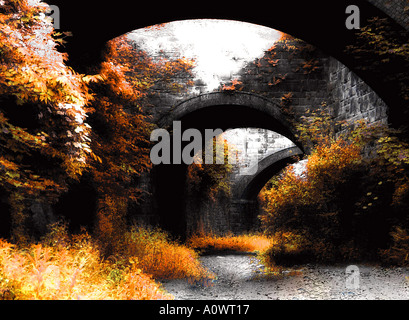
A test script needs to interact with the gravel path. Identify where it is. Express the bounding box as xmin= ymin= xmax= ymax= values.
xmin=160 ymin=254 xmax=409 ymax=300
